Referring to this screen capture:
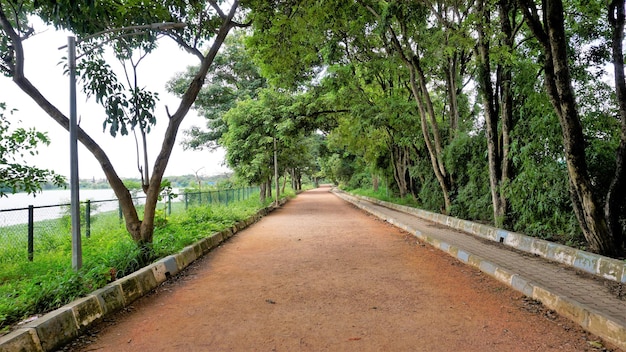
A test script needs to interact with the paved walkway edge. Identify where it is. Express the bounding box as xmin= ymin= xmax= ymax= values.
xmin=333 ymin=190 xmax=626 ymax=351
xmin=0 ymin=199 xmax=288 ymax=352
